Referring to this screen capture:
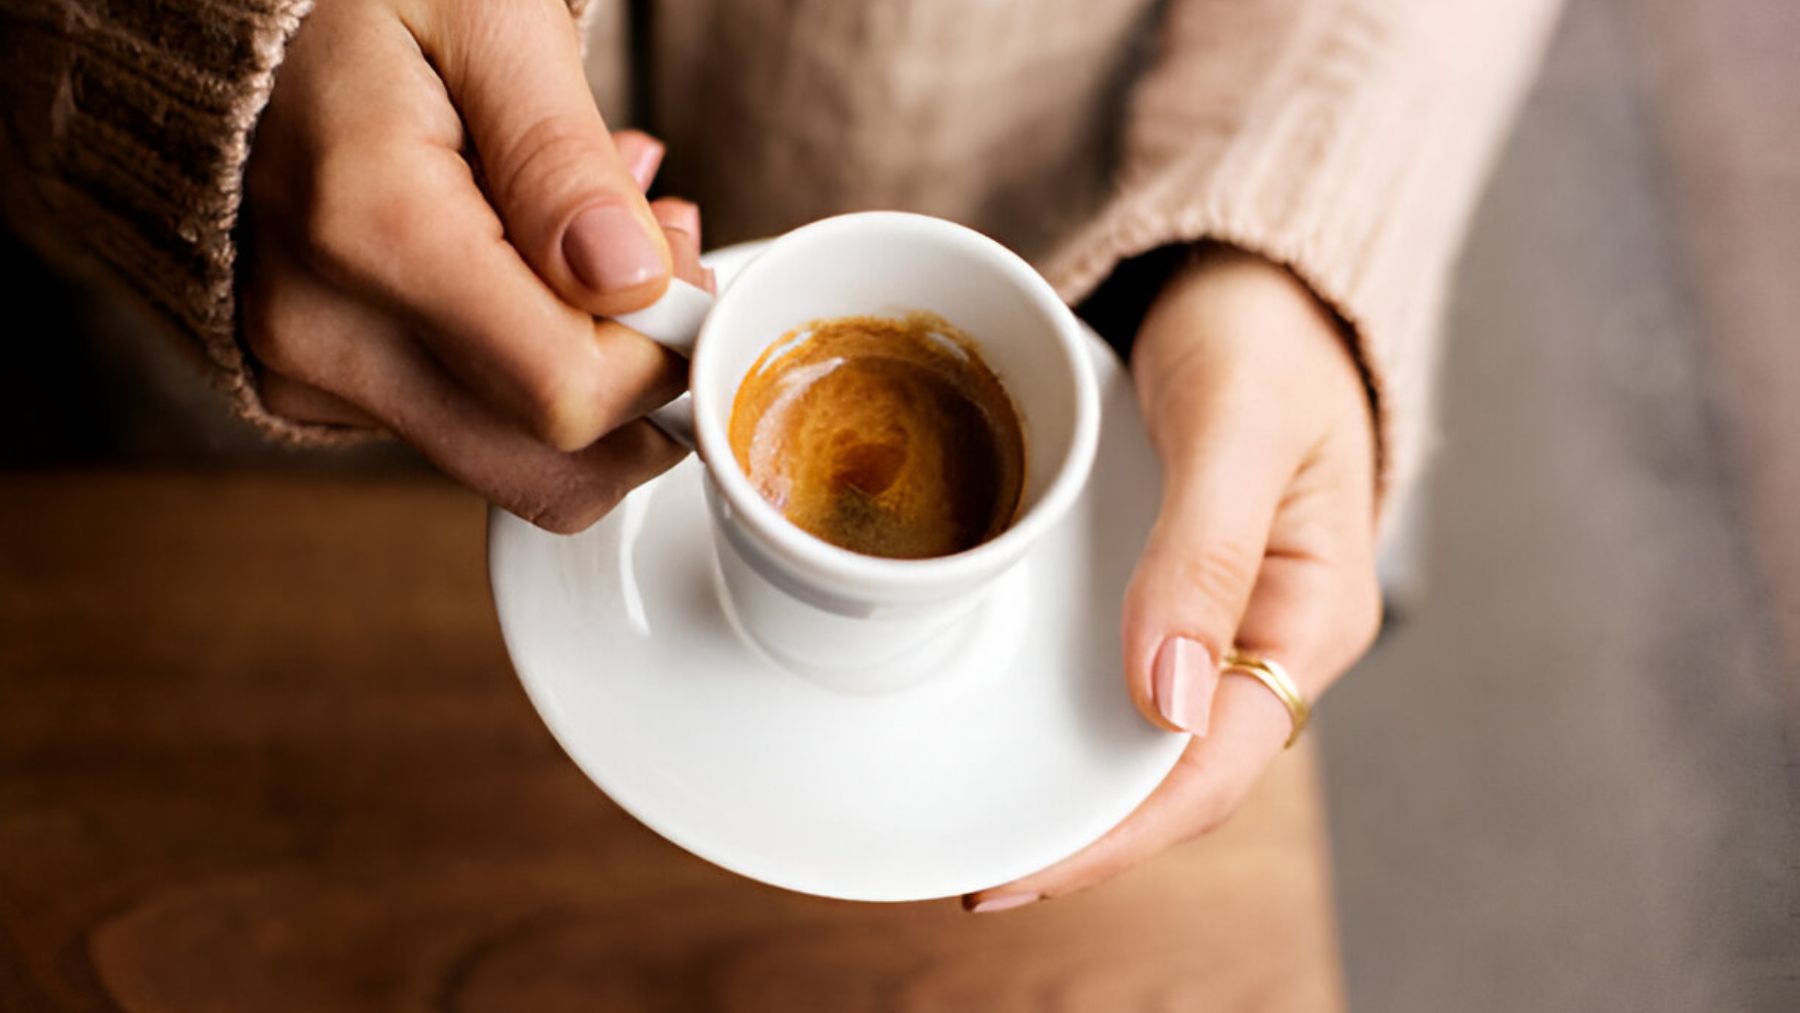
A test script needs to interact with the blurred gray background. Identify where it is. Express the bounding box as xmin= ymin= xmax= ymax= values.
xmin=3 ymin=0 xmax=1795 ymax=1009
xmin=1318 ymin=0 xmax=1799 ymax=1010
